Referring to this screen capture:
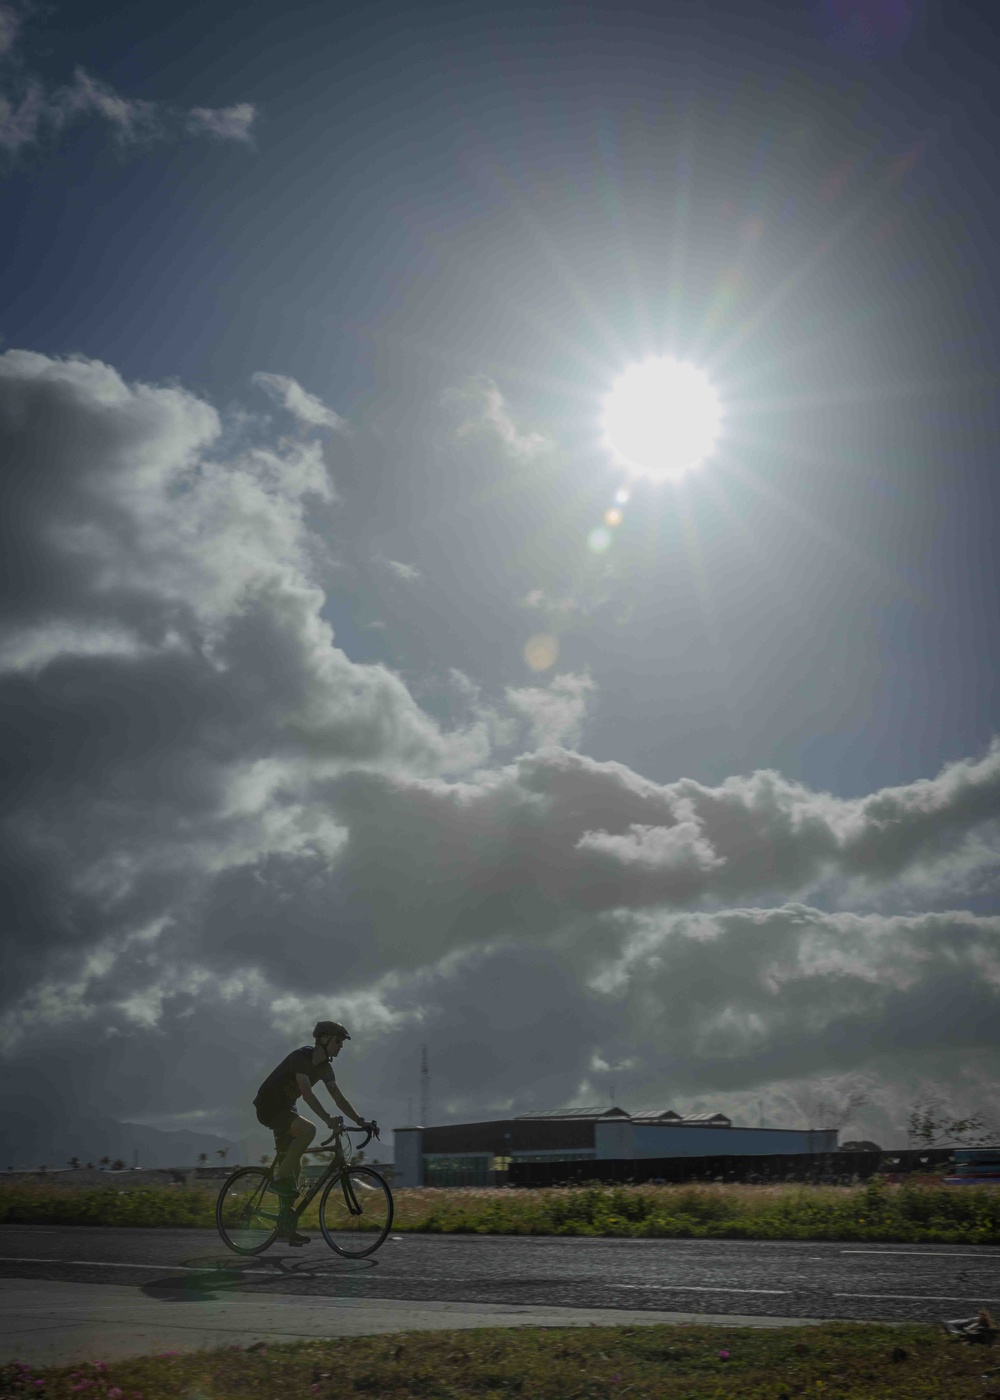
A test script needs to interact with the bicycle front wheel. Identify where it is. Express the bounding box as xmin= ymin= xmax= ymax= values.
xmin=216 ymin=1167 xmax=279 ymax=1255
xmin=319 ymin=1167 xmax=393 ymax=1258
